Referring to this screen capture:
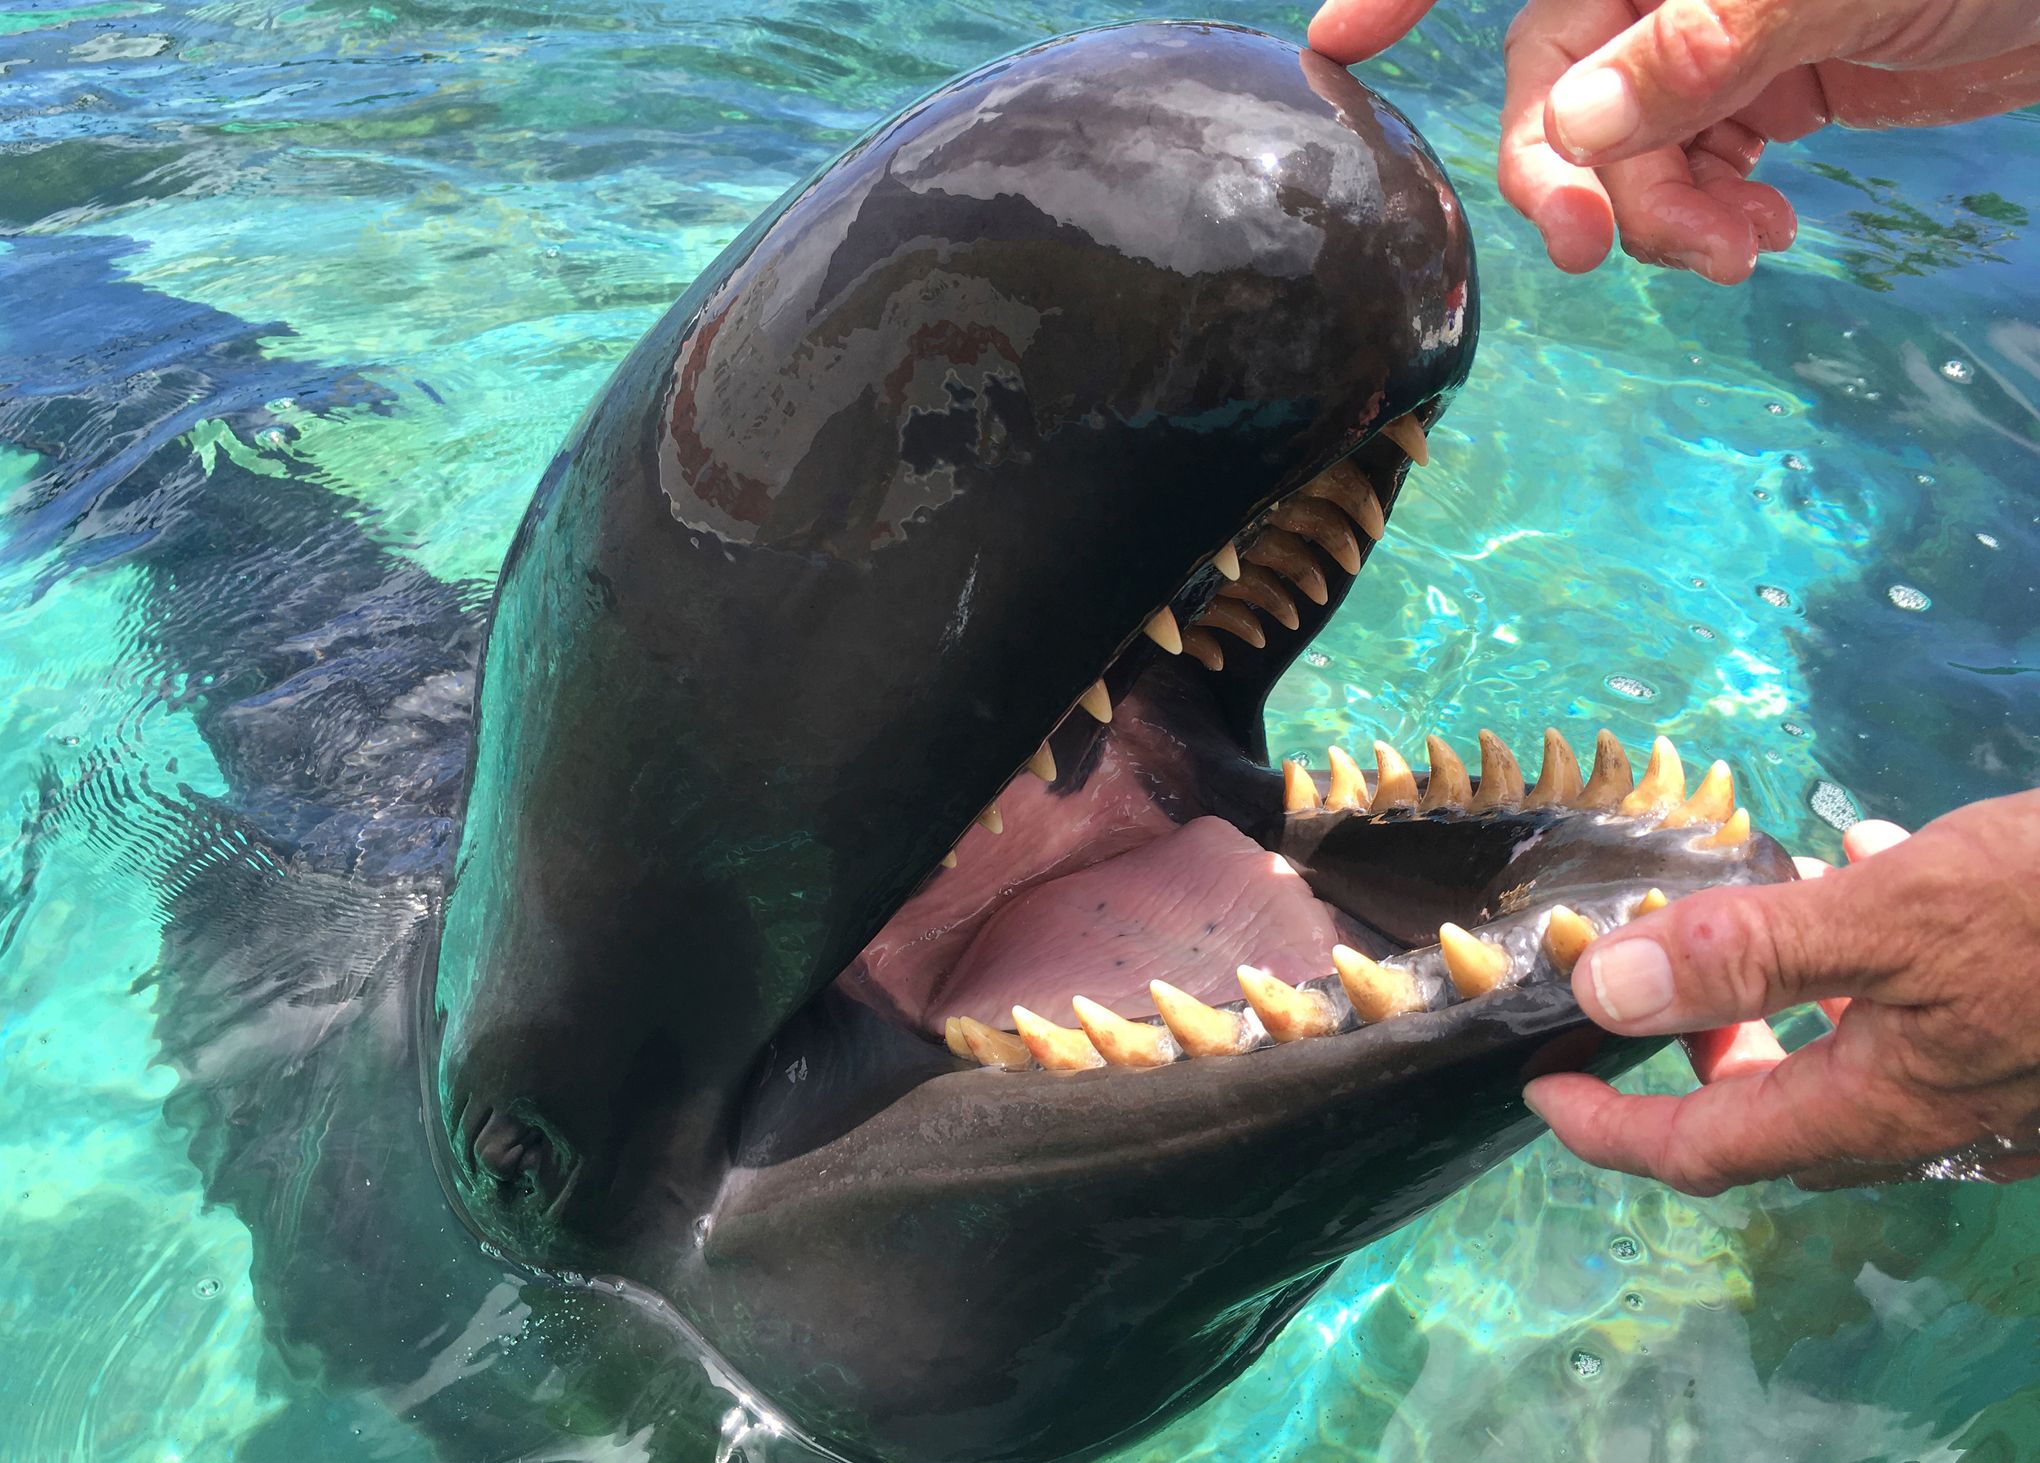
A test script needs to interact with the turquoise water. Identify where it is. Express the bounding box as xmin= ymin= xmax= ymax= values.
xmin=3 ymin=0 xmax=2038 ymax=1456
